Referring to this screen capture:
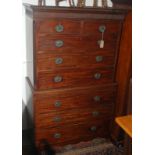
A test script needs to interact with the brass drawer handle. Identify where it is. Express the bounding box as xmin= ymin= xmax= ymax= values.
xmin=96 ymin=56 xmax=103 ymax=62
xmin=55 ymin=57 xmax=63 ymax=65
xmin=54 ymin=101 xmax=62 ymax=107
xmin=54 ymin=133 xmax=61 ymax=139
xmin=92 ymin=111 xmax=100 ymax=117
xmin=55 ymin=40 xmax=64 ymax=48
xmin=54 ymin=76 xmax=63 ymax=83
xmin=90 ymin=126 xmax=97 ymax=131
xmin=55 ymin=25 xmax=64 ymax=32
xmin=53 ymin=116 xmax=61 ymax=122
xmin=99 ymin=25 xmax=106 ymax=33
xmin=93 ymin=96 xmax=101 ymax=102
xmin=94 ymin=73 xmax=101 ymax=80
